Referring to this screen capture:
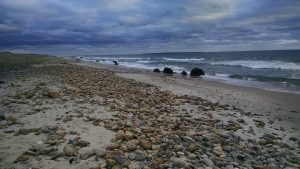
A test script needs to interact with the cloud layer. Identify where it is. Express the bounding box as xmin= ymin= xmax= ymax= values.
xmin=0 ymin=0 xmax=299 ymax=55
